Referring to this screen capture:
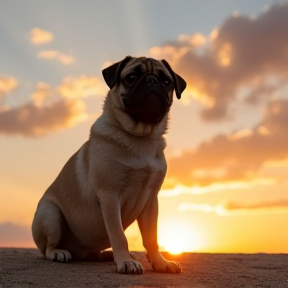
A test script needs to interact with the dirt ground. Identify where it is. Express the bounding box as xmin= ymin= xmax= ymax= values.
xmin=0 ymin=248 xmax=288 ymax=288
